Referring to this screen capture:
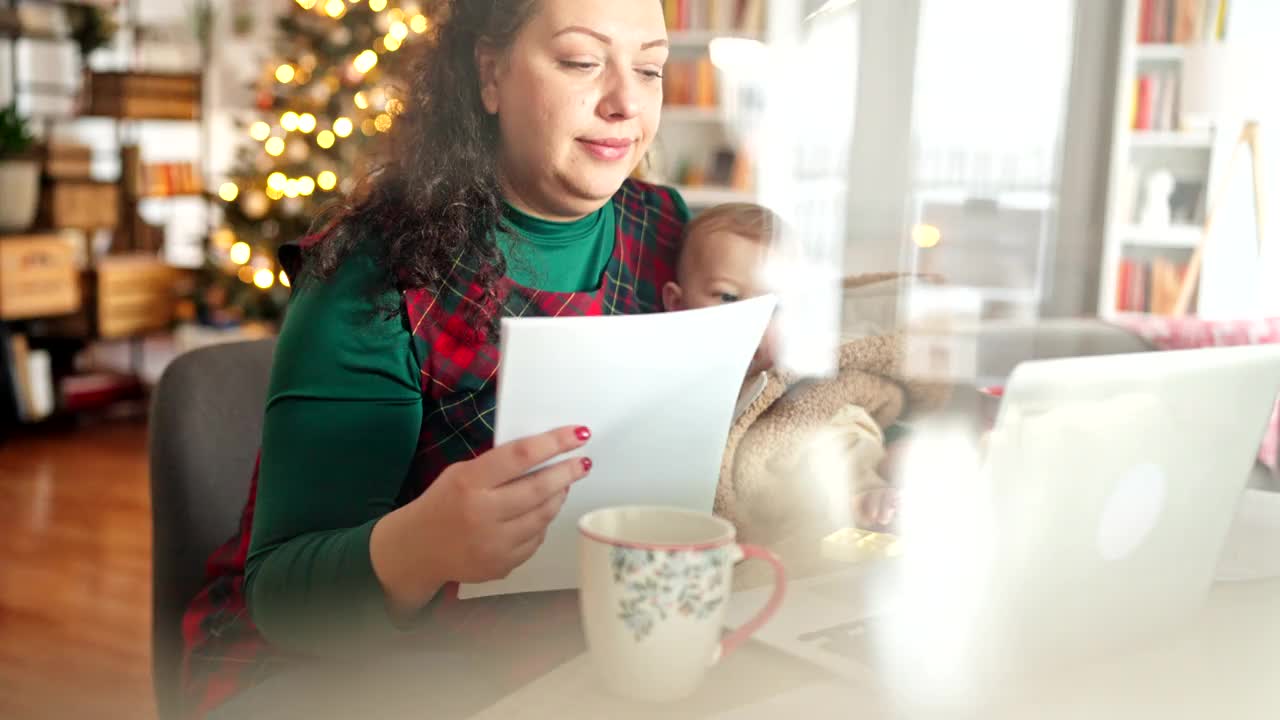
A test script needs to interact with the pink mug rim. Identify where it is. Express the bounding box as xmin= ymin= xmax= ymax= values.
xmin=578 ymin=506 xmax=737 ymax=552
